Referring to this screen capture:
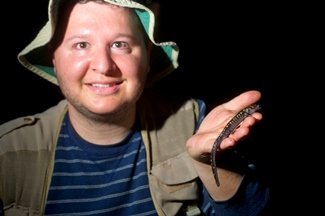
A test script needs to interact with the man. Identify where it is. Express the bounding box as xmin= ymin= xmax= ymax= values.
xmin=0 ymin=0 xmax=270 ymax=215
